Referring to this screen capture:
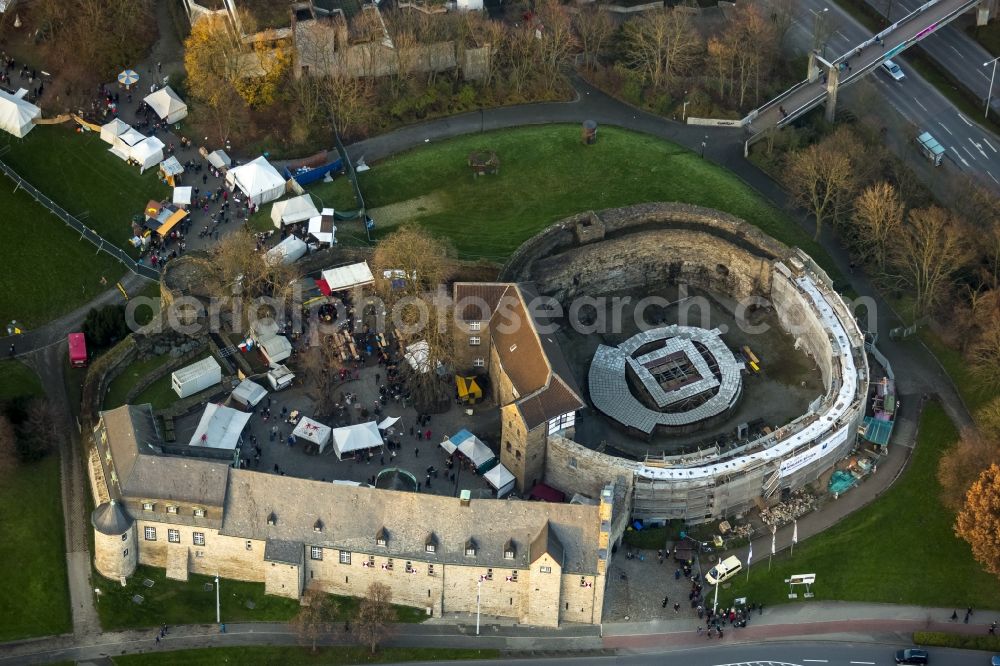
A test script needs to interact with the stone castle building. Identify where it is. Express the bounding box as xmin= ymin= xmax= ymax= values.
xmin=89 ymin=404 xmax=612 ymax=626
